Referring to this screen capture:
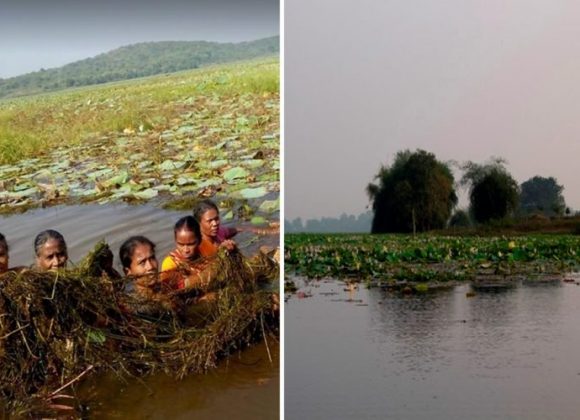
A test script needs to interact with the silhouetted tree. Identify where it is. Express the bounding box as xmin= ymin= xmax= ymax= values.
xmin=461 ymin=158 xmax=518 ymax=223
xmin=449 ymin=209 xmax=471 ymax=228
xmin=367 ymin=149 xmax=457 ymax=233
xmin=519 ymin=176 xmax=565 ymax=216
